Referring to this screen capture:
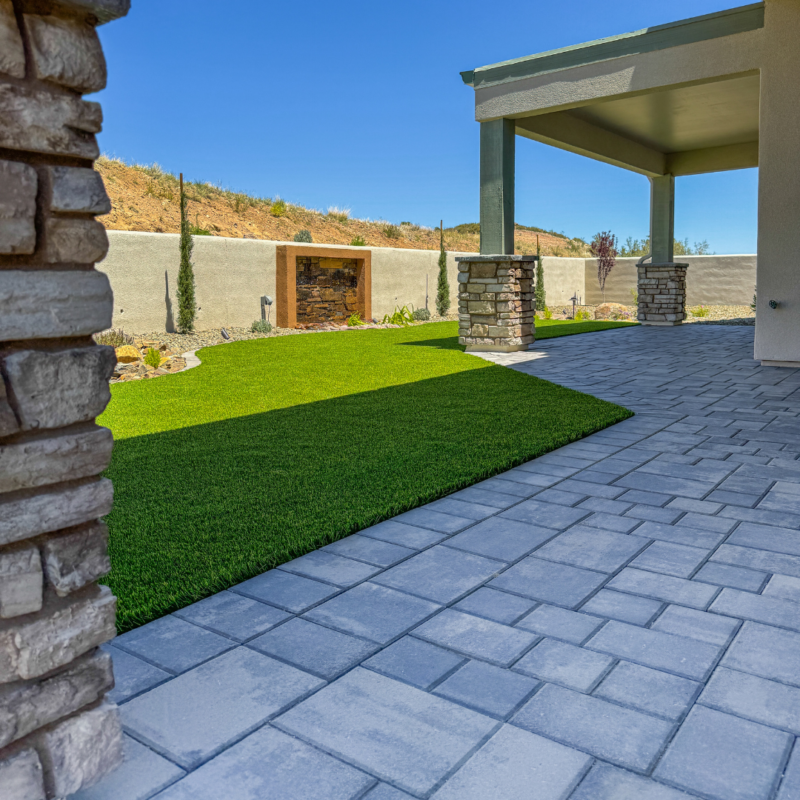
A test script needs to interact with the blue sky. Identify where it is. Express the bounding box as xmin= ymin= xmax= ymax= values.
xmin=96 ymin=0 xmax=758 ymax=253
